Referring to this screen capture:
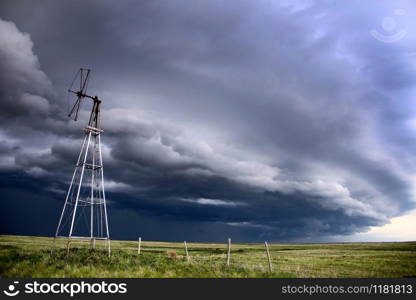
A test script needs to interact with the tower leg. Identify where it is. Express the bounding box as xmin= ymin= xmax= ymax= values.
xmin=53 ymin=134 xmax=88 ymax=252
xmin=90 ymin=134 xmax=96 ymax=249
xmin=67 ymin=132 xmax=92 ymax=253
xmin=98 ymin=134 xmax=111 ymax=255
